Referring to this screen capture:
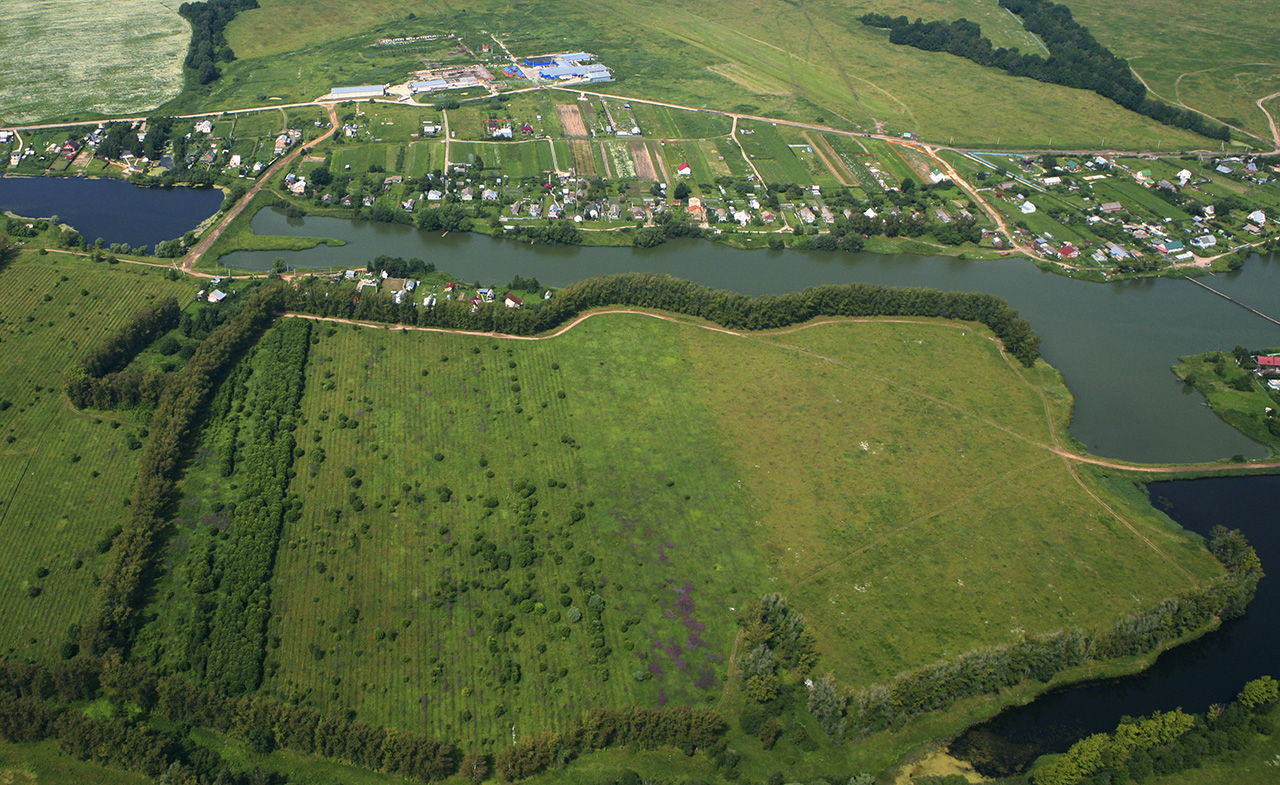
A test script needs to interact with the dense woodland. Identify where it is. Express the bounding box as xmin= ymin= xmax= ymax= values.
xmin=286 ymin=272 xmax=1044 ymax=366
xmin=861 ymin=0 xmax=1232 ymax=141
xmin=178 ymin=0 xmax=260 ymax=85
